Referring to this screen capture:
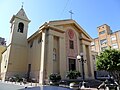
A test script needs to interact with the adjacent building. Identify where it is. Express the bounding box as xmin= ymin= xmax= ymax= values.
xmin=0 ymin=37 xmax=6 ymax=78
xmin=91 ymin=24 xmax=120 ymax=77
xmin=91 ymin=24 xmax=120 ymax=53
xmin=1 ymin=7 xmax=95 ymax=84
xmin=0 ymin=37 xmax=6 ymax=46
